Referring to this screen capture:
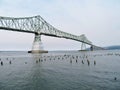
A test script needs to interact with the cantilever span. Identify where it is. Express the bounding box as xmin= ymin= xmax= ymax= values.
xmin=0 ymin=15 xmax=94 ymax=52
